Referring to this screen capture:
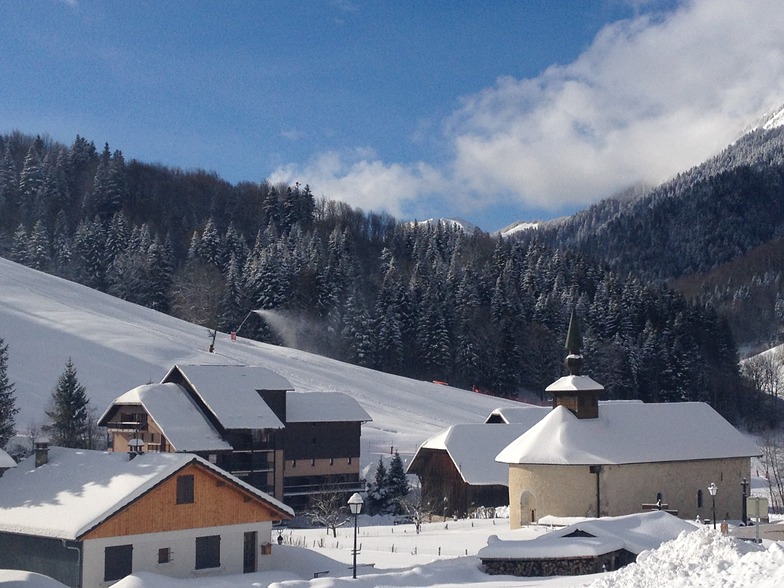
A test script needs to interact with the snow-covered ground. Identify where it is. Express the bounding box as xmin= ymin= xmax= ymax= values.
xmin=1 ymin=516 xmax=765 ymax=588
